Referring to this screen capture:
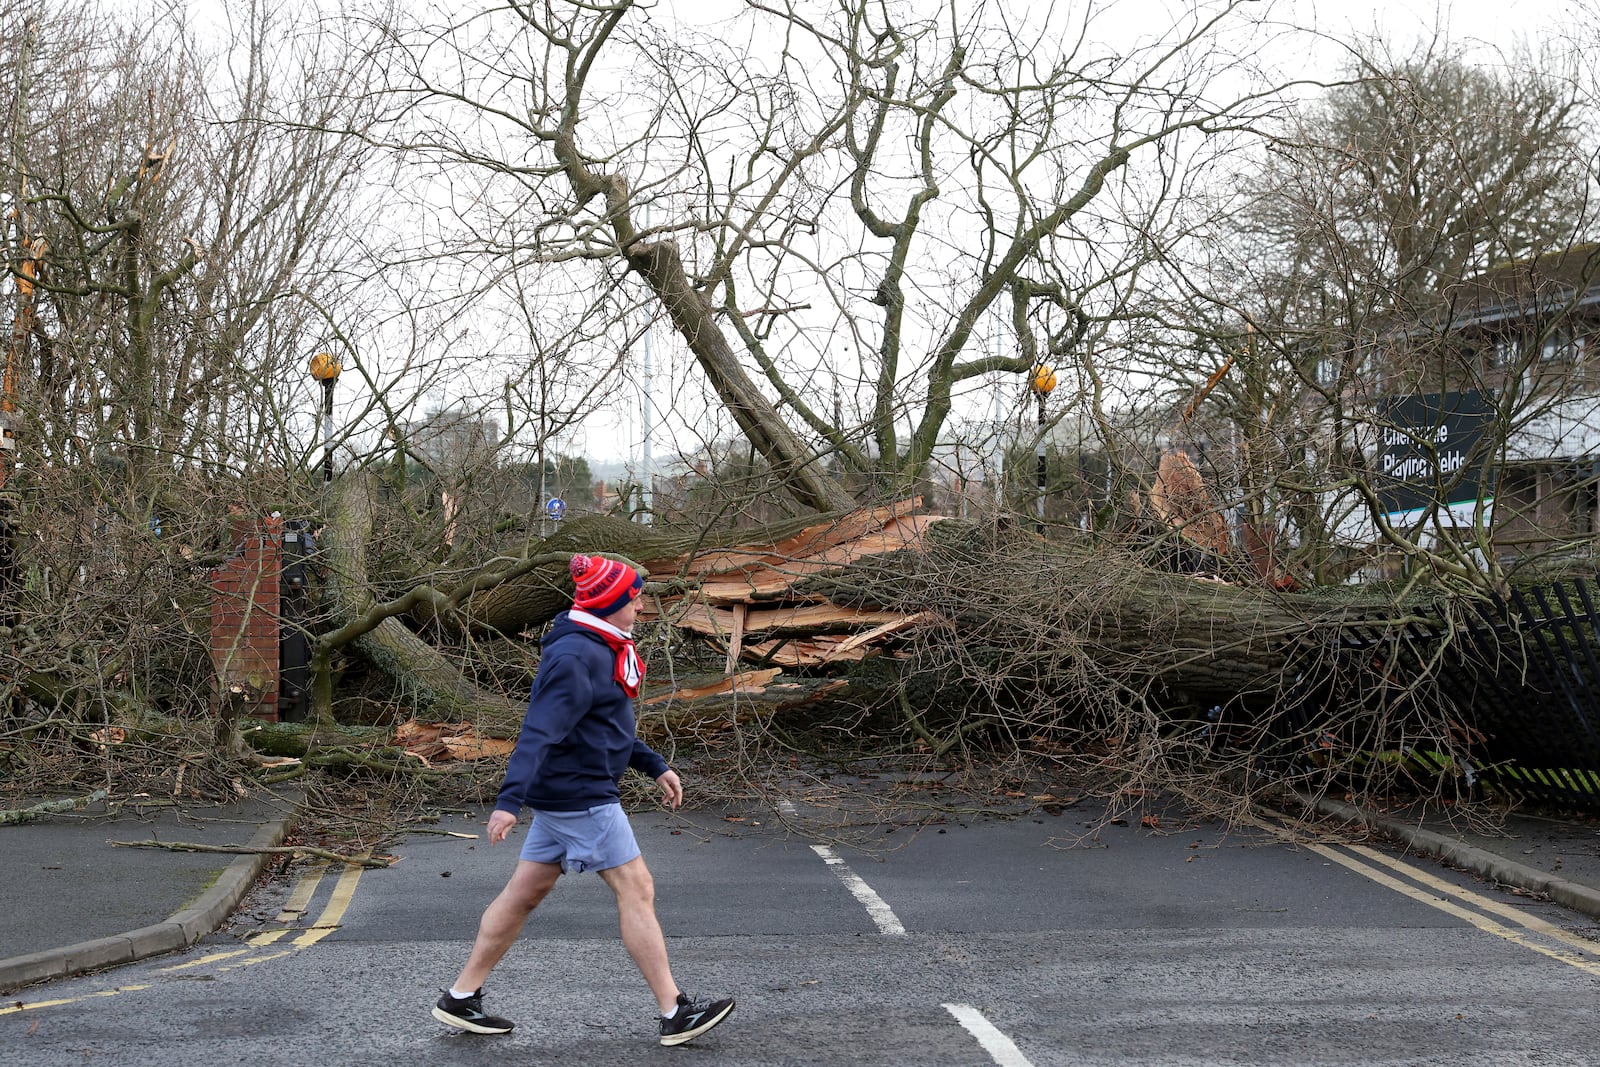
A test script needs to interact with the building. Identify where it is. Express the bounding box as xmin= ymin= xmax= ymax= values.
xmin=1335 ymin=245 xmax=1600 ymax=574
